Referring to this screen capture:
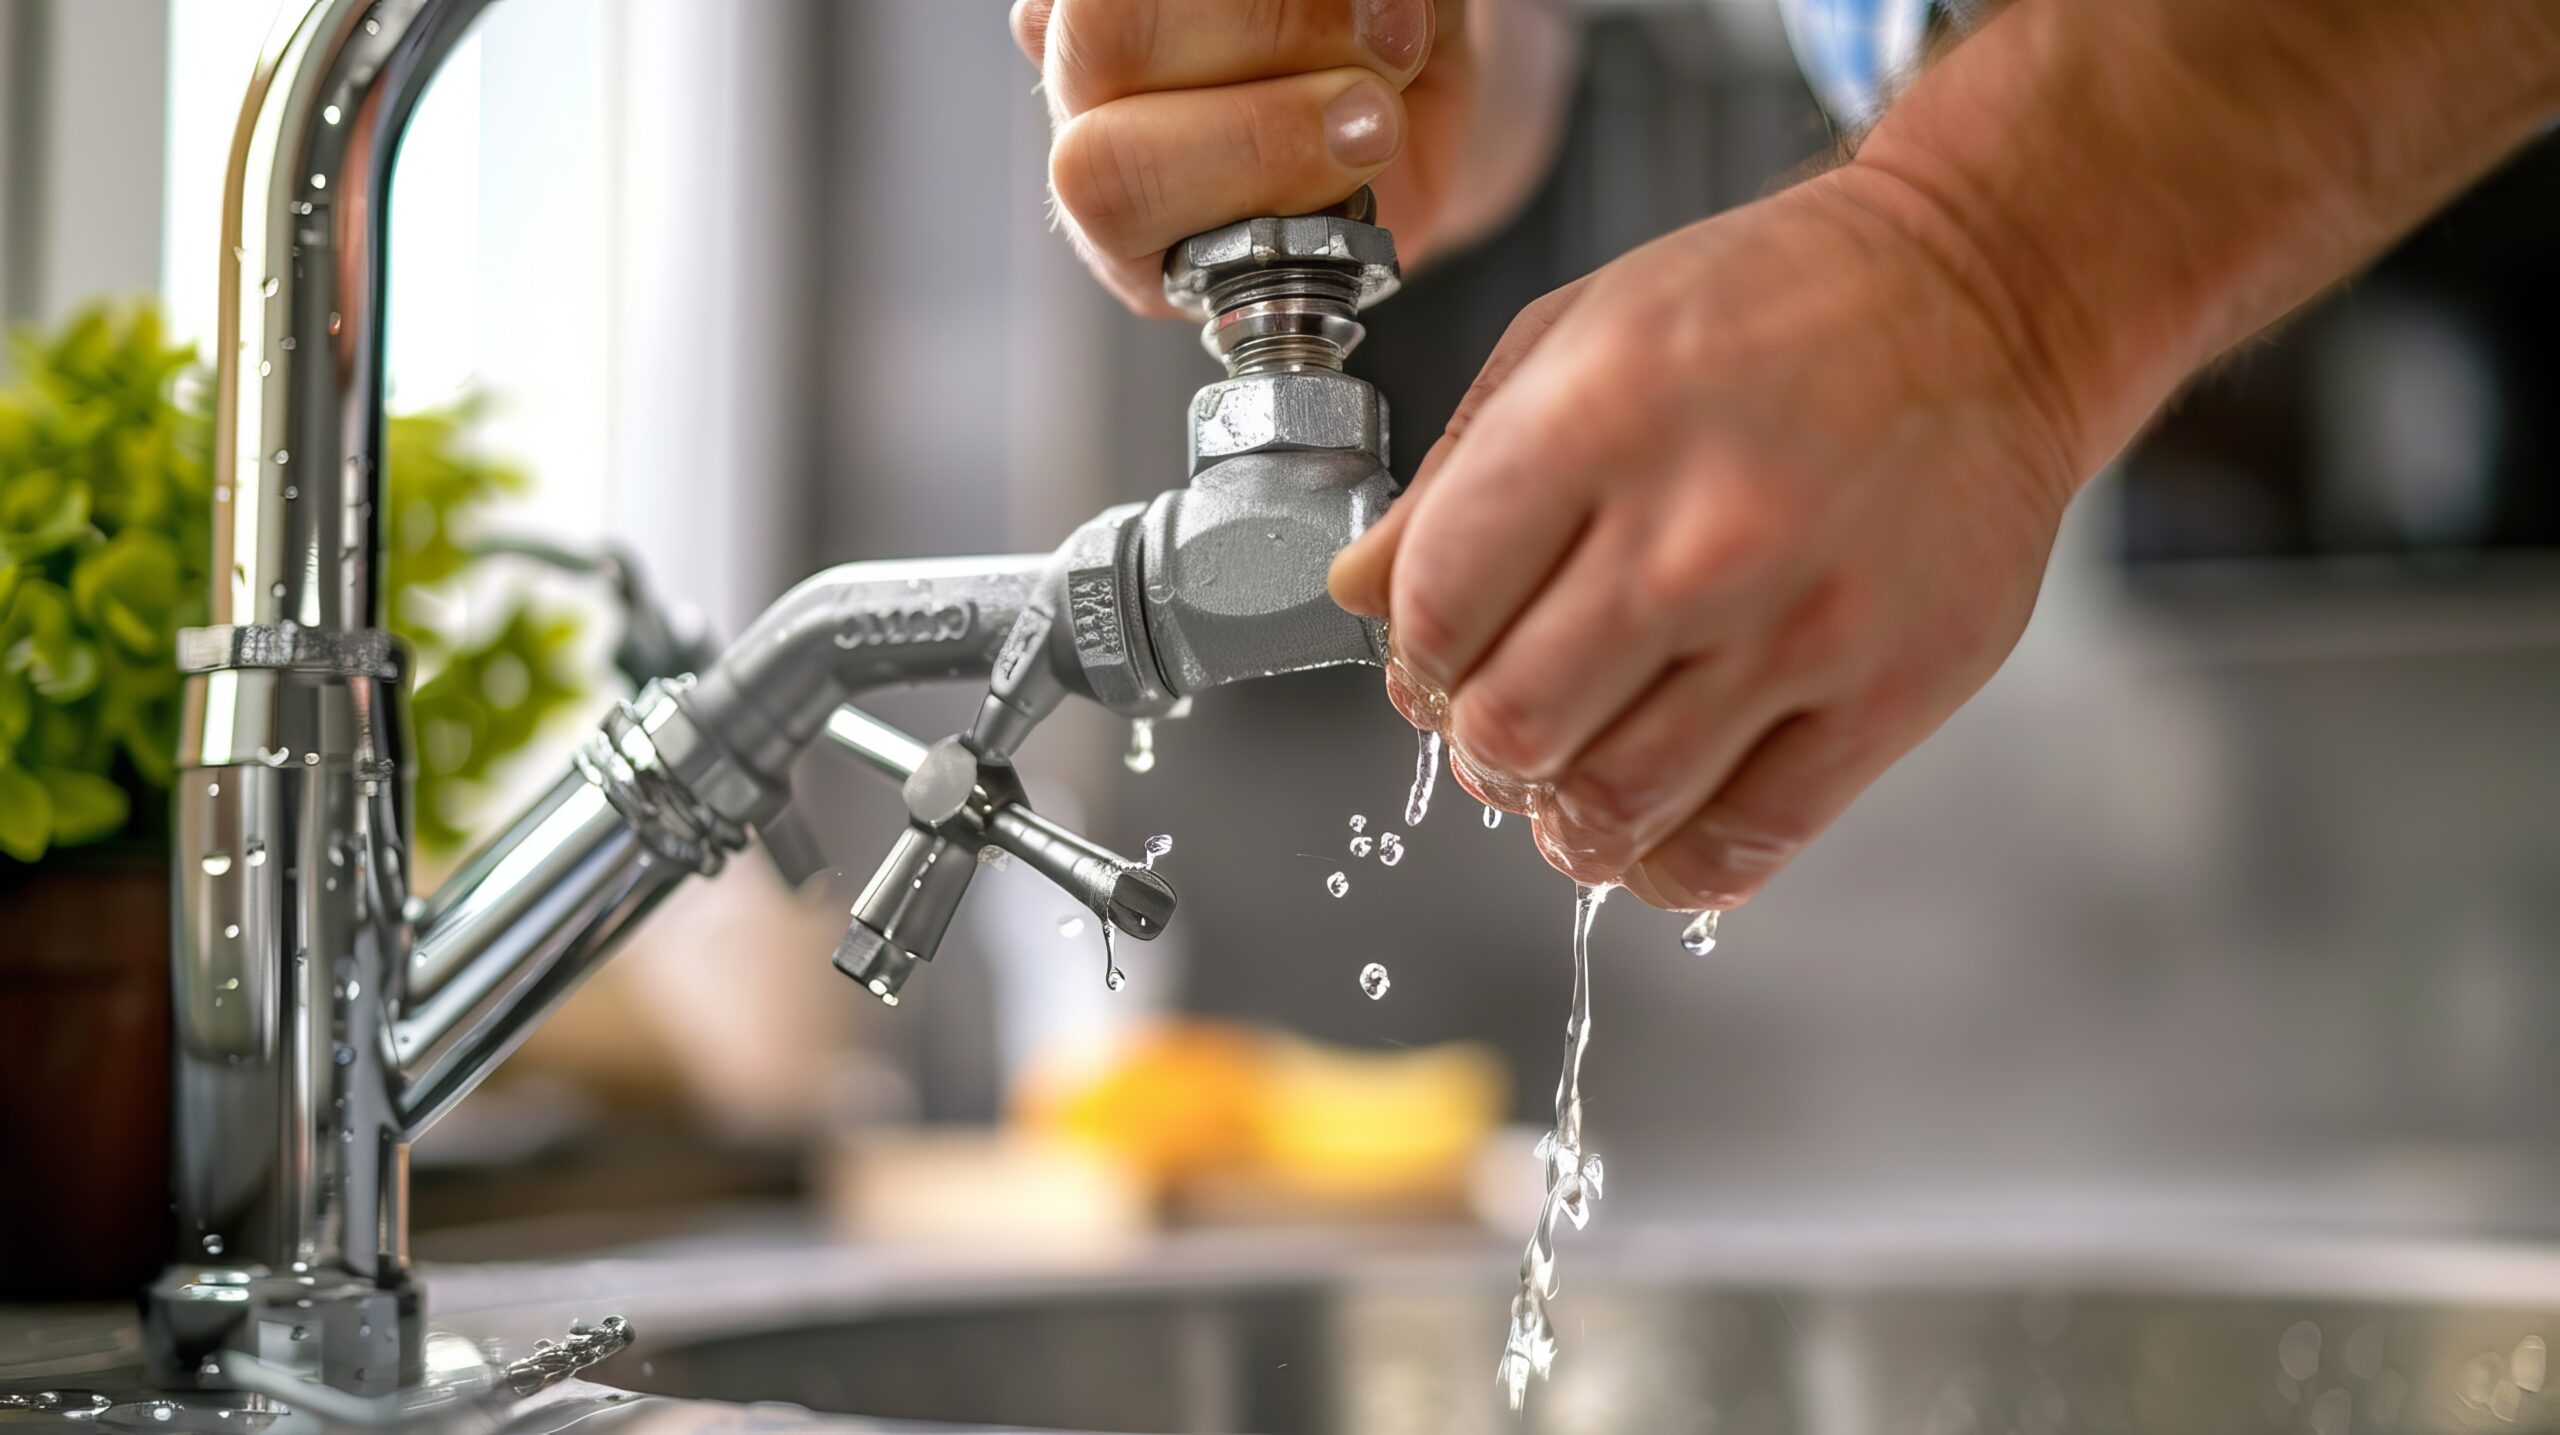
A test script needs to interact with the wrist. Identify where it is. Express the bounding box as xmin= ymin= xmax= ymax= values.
xmin=1847 ymin=0 xmax=2560 ymax=493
